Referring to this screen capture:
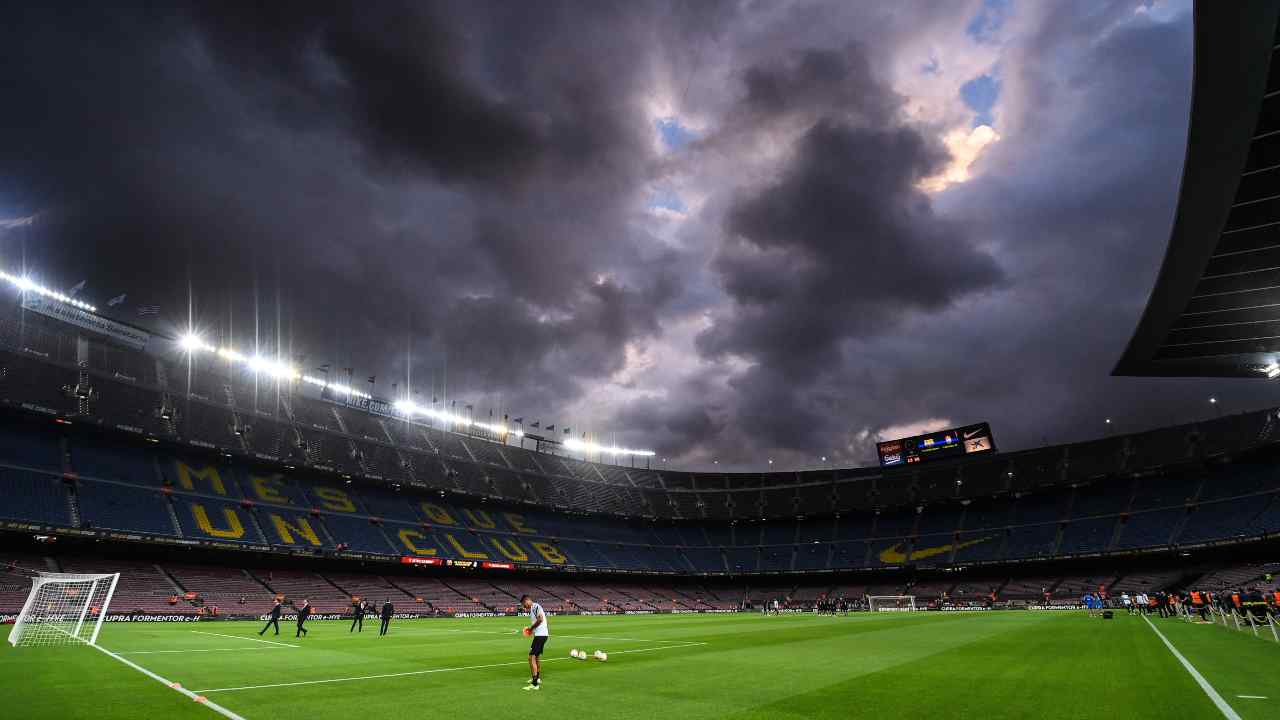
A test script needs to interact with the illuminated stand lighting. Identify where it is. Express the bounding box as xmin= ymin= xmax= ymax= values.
xmin=563 ymin=436 xmax=655 ymax=458
xmin=0 ymin=267 xmax=660 ymax=458
xmin=176 ymin=333 xmax=656 ymax=457
xmin=177 ymin=332 xmax=371 ymax=400
xmin=1264 ymin=362 xmax=1280 ymax=379
xmin=0 ymin=270 xmax=97 ymax=312
xmin=392 ymin=399 xmax=519 ymax=440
